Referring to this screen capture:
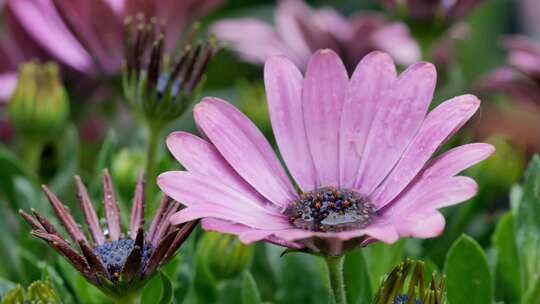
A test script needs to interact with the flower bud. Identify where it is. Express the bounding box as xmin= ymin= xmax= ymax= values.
xmin=122 ymin=18 xmax=219 ymax=128
xmin=3 ymin=280 xmax=60 ymax=304
xmin=197 ymin=232 xmax=254 ymax=280
xmin=373 ymin=259 xmax=446 ymax=304
xmin=111 ymin=148 xmax=144 ymax=198
xmin=8 ymin=62 xmax=69 ymax=142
